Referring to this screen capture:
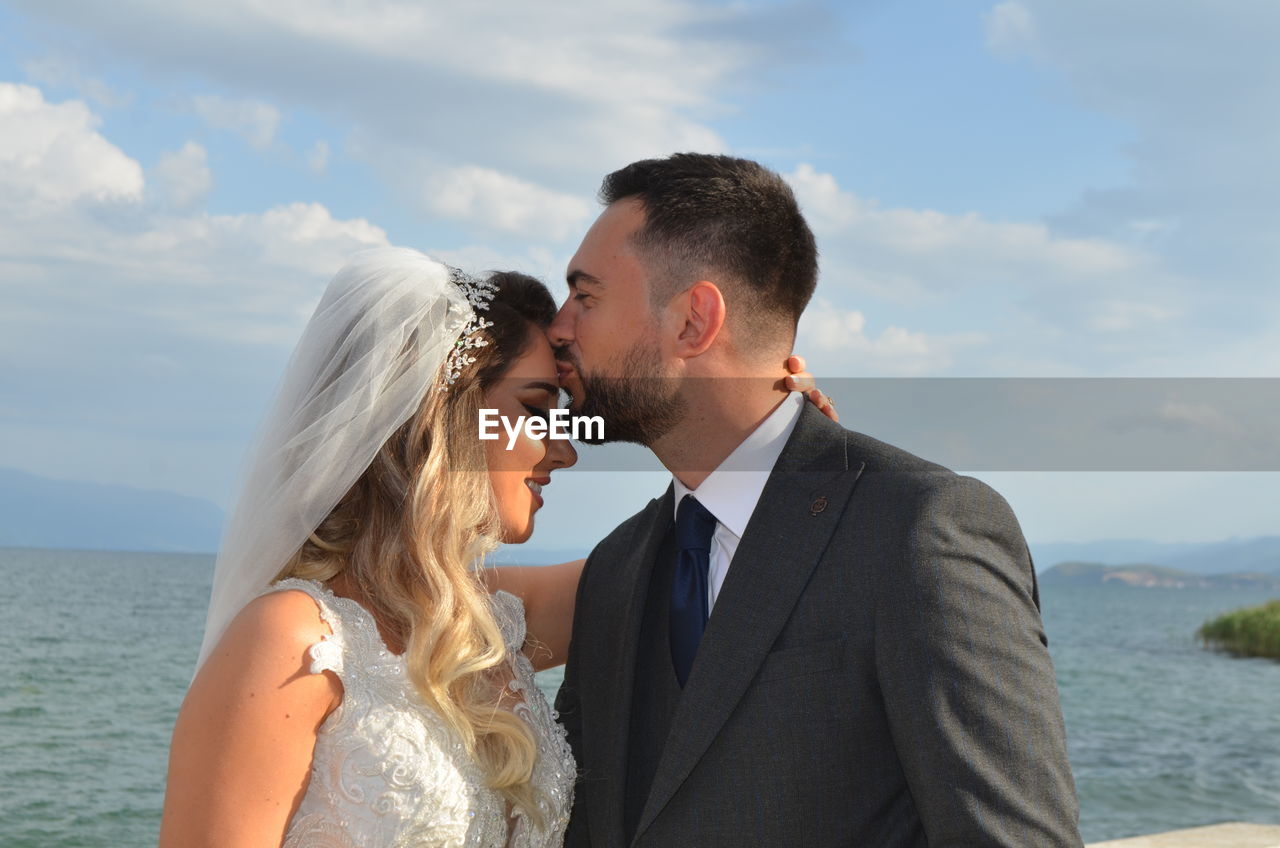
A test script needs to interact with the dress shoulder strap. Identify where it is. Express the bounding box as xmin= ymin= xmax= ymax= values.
xmin=259 ymin=577 xmax=347 ymax=676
